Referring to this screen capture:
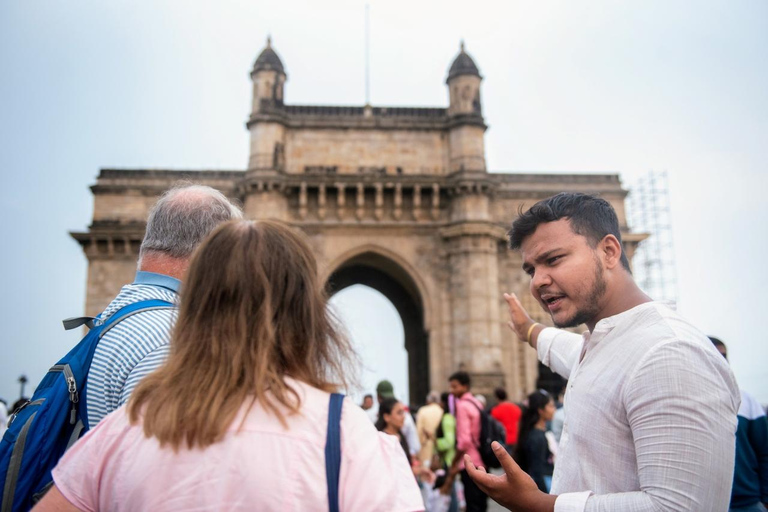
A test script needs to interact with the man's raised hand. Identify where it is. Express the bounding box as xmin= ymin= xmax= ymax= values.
xmin=464 ymin=442 xmax=556 ymax=512
xmin=503 ymin=293 xmax=541 ymax=348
